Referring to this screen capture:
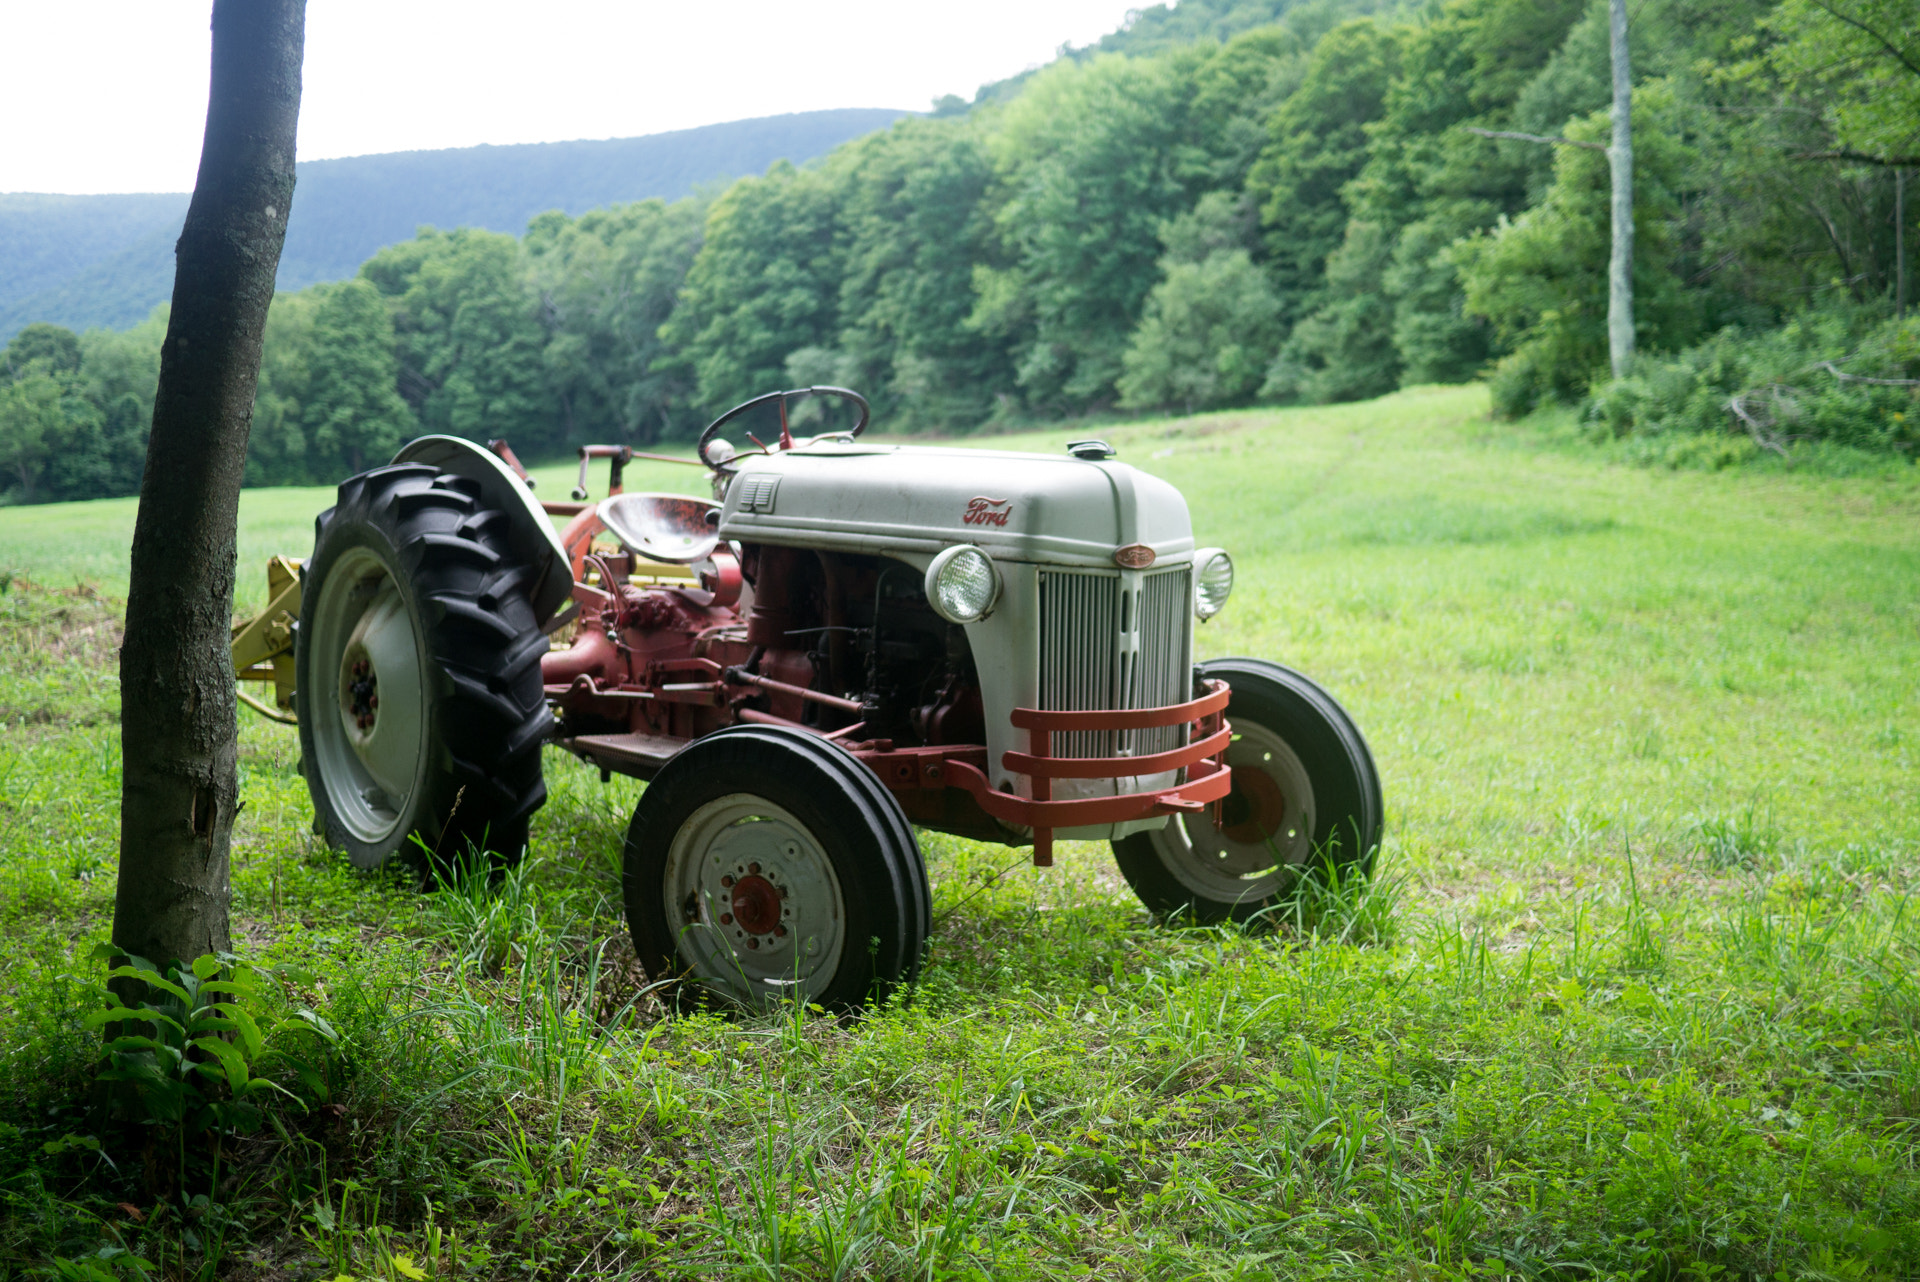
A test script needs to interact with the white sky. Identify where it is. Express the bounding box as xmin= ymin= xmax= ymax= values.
xmin=1 ymin=0 xmax=1138 ymax=195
